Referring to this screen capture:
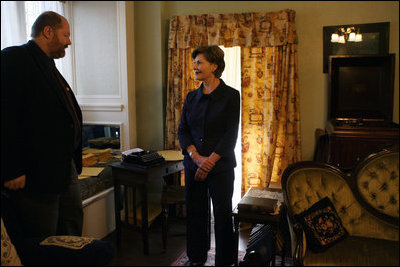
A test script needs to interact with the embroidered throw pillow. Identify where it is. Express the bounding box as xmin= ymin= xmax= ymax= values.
xmin=295 ymin=197 xmax=348 ymax=253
